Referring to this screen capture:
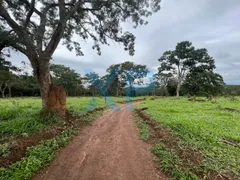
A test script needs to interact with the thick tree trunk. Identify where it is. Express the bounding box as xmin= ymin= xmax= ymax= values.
xmin=34 ymin=59 xmax=67 ymax=117
xmin=37 ymin=61 xmax=52 ymax=109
